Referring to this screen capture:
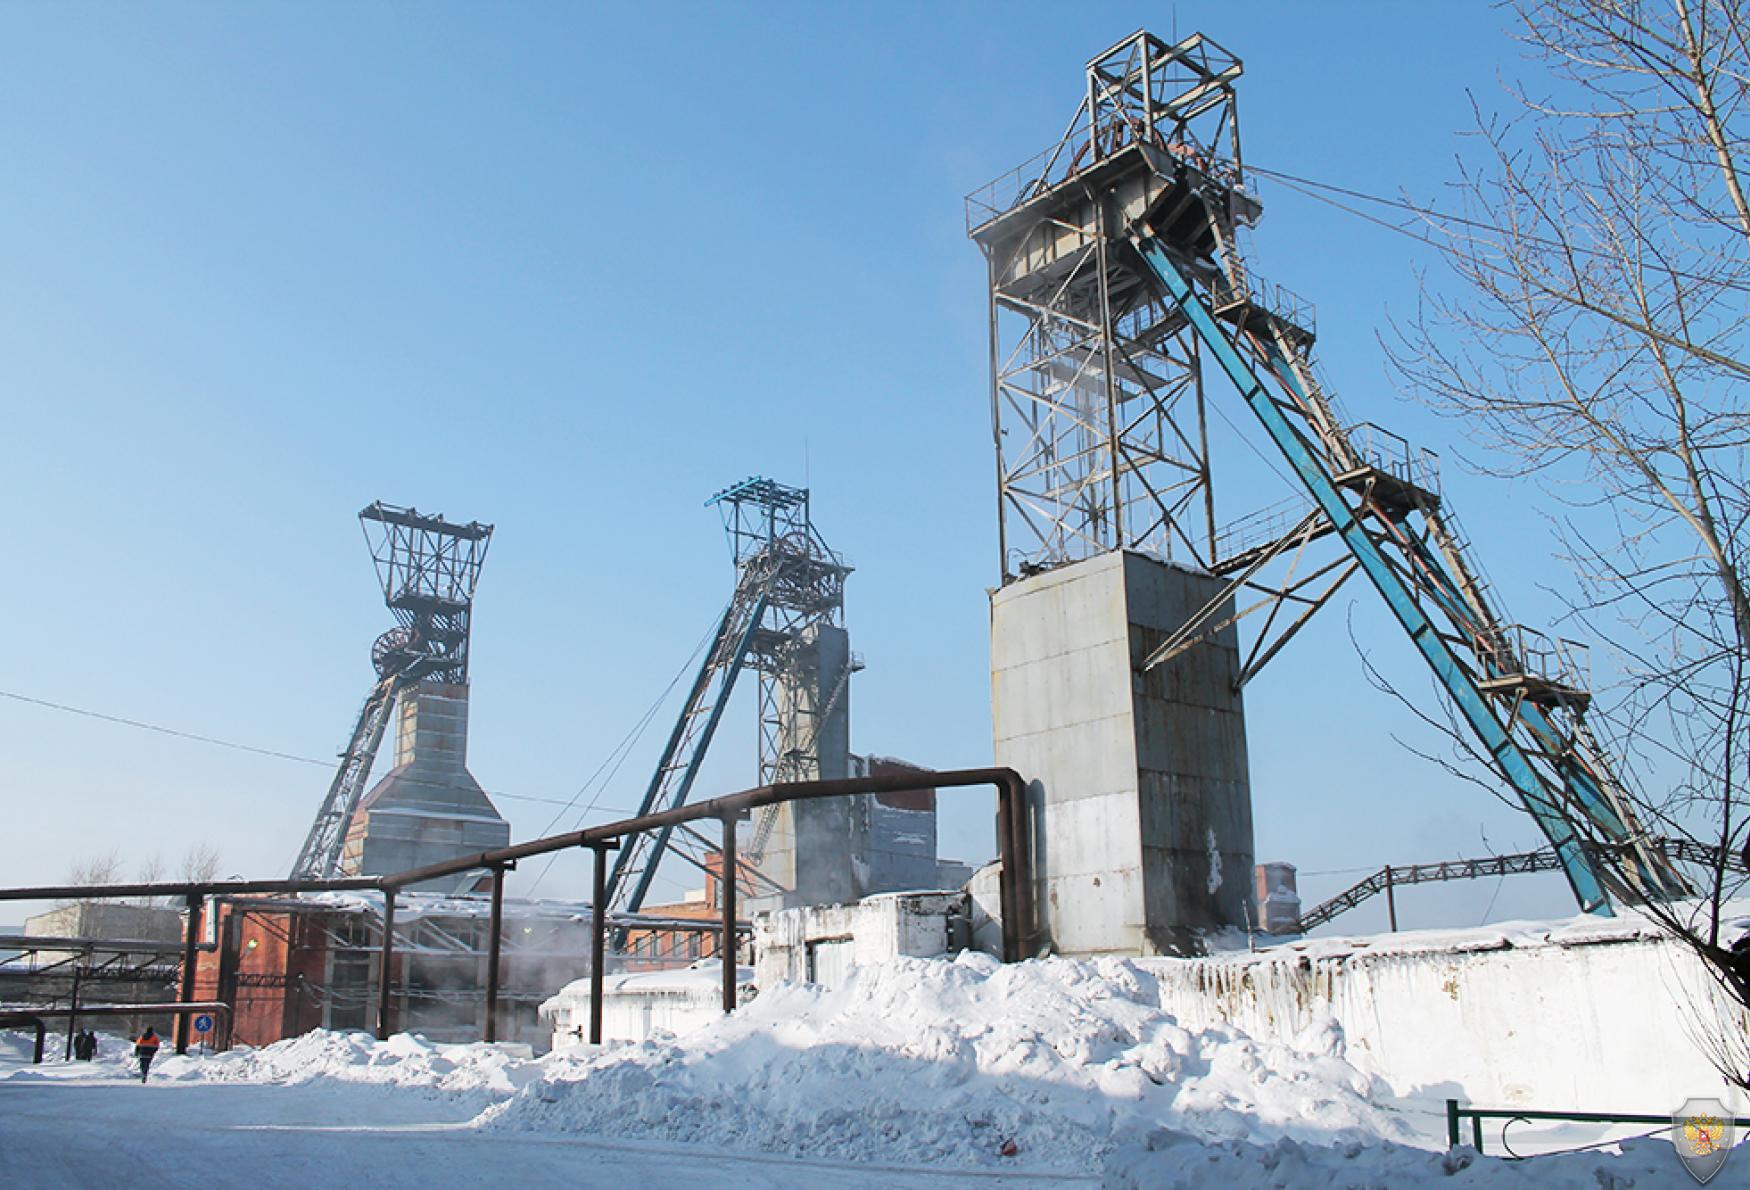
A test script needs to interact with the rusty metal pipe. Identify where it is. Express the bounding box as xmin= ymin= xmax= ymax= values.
xmin=376 ymin=888 xmax=397 ymax=1041
xmin=484 ymin=864 xmax=509 ymax=1043
xmin=1000 ymin=788 xmax=1019 ymax=961
xmin=378 ymin=768 xmax=1028 ymax=901
xmin=175 ymin=893 xmax=201 ymax=1055
xmin=589 ymin=844 xmax=611 ymax=1045
xmin=720 ymin=812 xmax=737 ymax=1015
xmin=0 ymin=877 xmax=383 ymax=903
xmin=999 ymin=781 xmax=1033 ymax=960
